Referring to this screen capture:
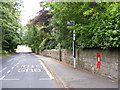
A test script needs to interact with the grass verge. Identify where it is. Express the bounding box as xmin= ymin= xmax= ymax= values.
xmin=0 ymin=53 xmax=14 ymax=58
